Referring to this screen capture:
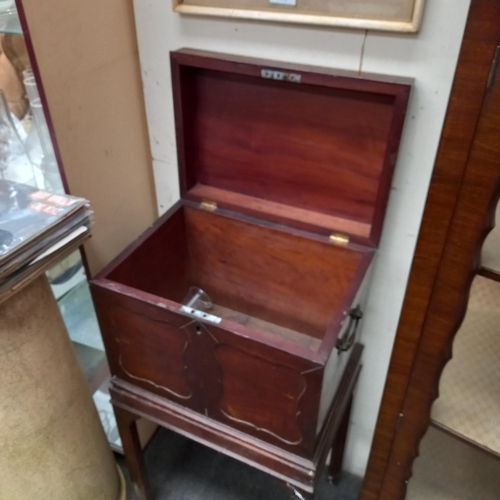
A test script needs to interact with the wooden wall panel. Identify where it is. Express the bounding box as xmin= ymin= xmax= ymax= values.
xmin=20 ymin=0 xmax=157 ymax=275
